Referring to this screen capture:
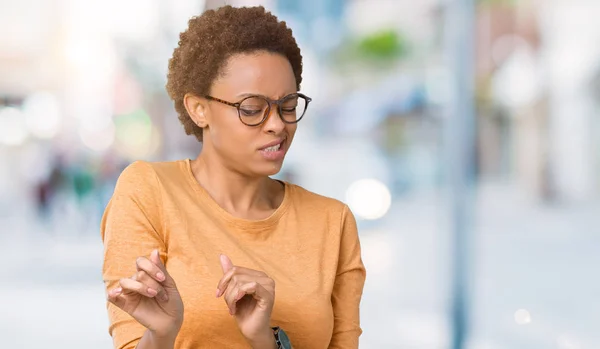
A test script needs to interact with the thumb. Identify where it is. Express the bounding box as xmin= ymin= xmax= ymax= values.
xmin=220 ymin=254 xmax=234 ymax=273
